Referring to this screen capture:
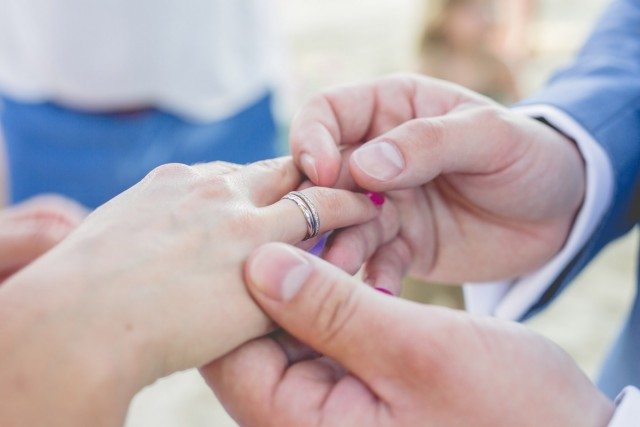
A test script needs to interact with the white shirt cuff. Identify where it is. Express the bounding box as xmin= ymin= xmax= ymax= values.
xmin=464 ymin=105 xmax=614 ymax=320
xmin=608 ymin=387 xmax=640 ymax=426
